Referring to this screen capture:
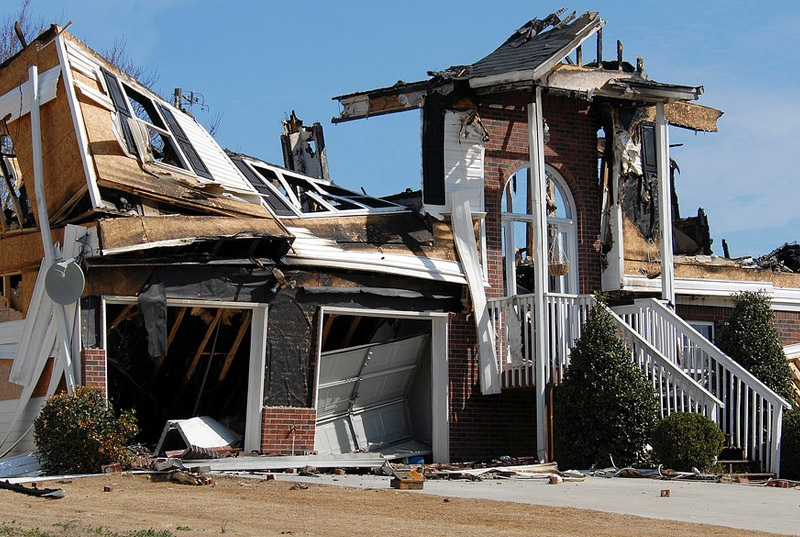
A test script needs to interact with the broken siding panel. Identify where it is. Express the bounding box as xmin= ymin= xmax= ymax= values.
xmin=0 ymin=66 xmax=61 ymax=123
xmin=0 ymin=396 xmax=45 ymax=453
xmin=168 ymin=109 xmax=256 ymax=195
xmin=443 ymin=110 xmax=485 ymax=213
